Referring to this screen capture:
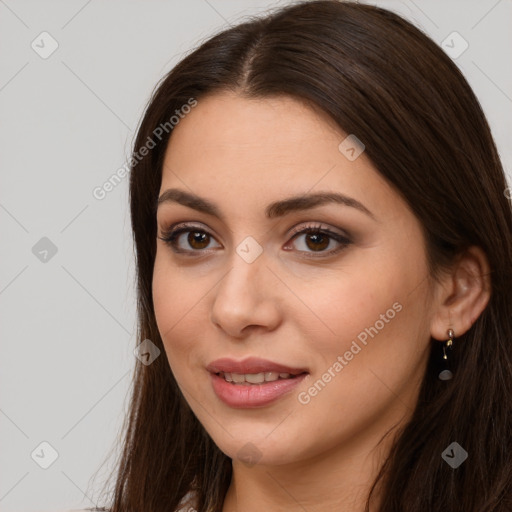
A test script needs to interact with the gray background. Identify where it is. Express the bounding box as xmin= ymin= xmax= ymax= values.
xmin=0 ymin=1 xmax=511 ymax=511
